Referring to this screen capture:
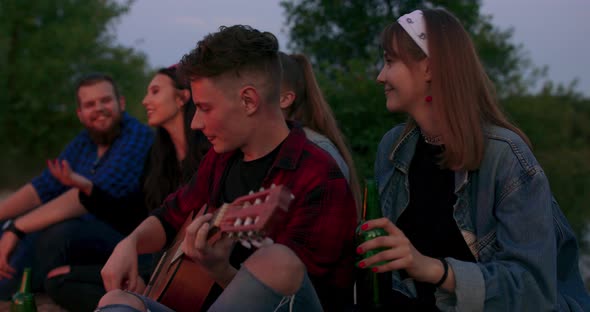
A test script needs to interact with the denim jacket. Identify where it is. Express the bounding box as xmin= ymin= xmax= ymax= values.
xmin=375 ymin=124 xmax=590 ymax=311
